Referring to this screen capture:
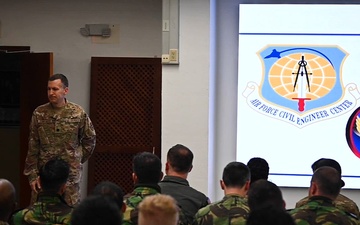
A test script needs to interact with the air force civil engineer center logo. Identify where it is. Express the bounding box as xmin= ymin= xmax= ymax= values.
xmin=238 ymin=4 xmax=360 ymax=187
xmin=243 ymin=45 xmax=360 ymax=128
